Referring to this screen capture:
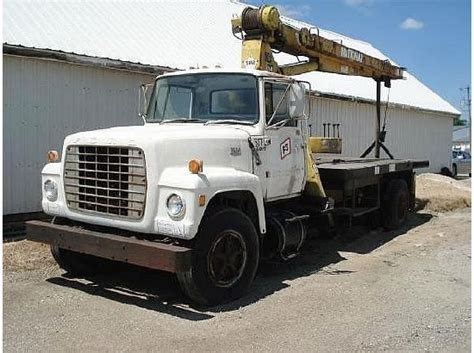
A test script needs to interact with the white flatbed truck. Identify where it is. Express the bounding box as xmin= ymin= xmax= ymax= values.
xmin=27 ymin=5 xmax=428 ymax=305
